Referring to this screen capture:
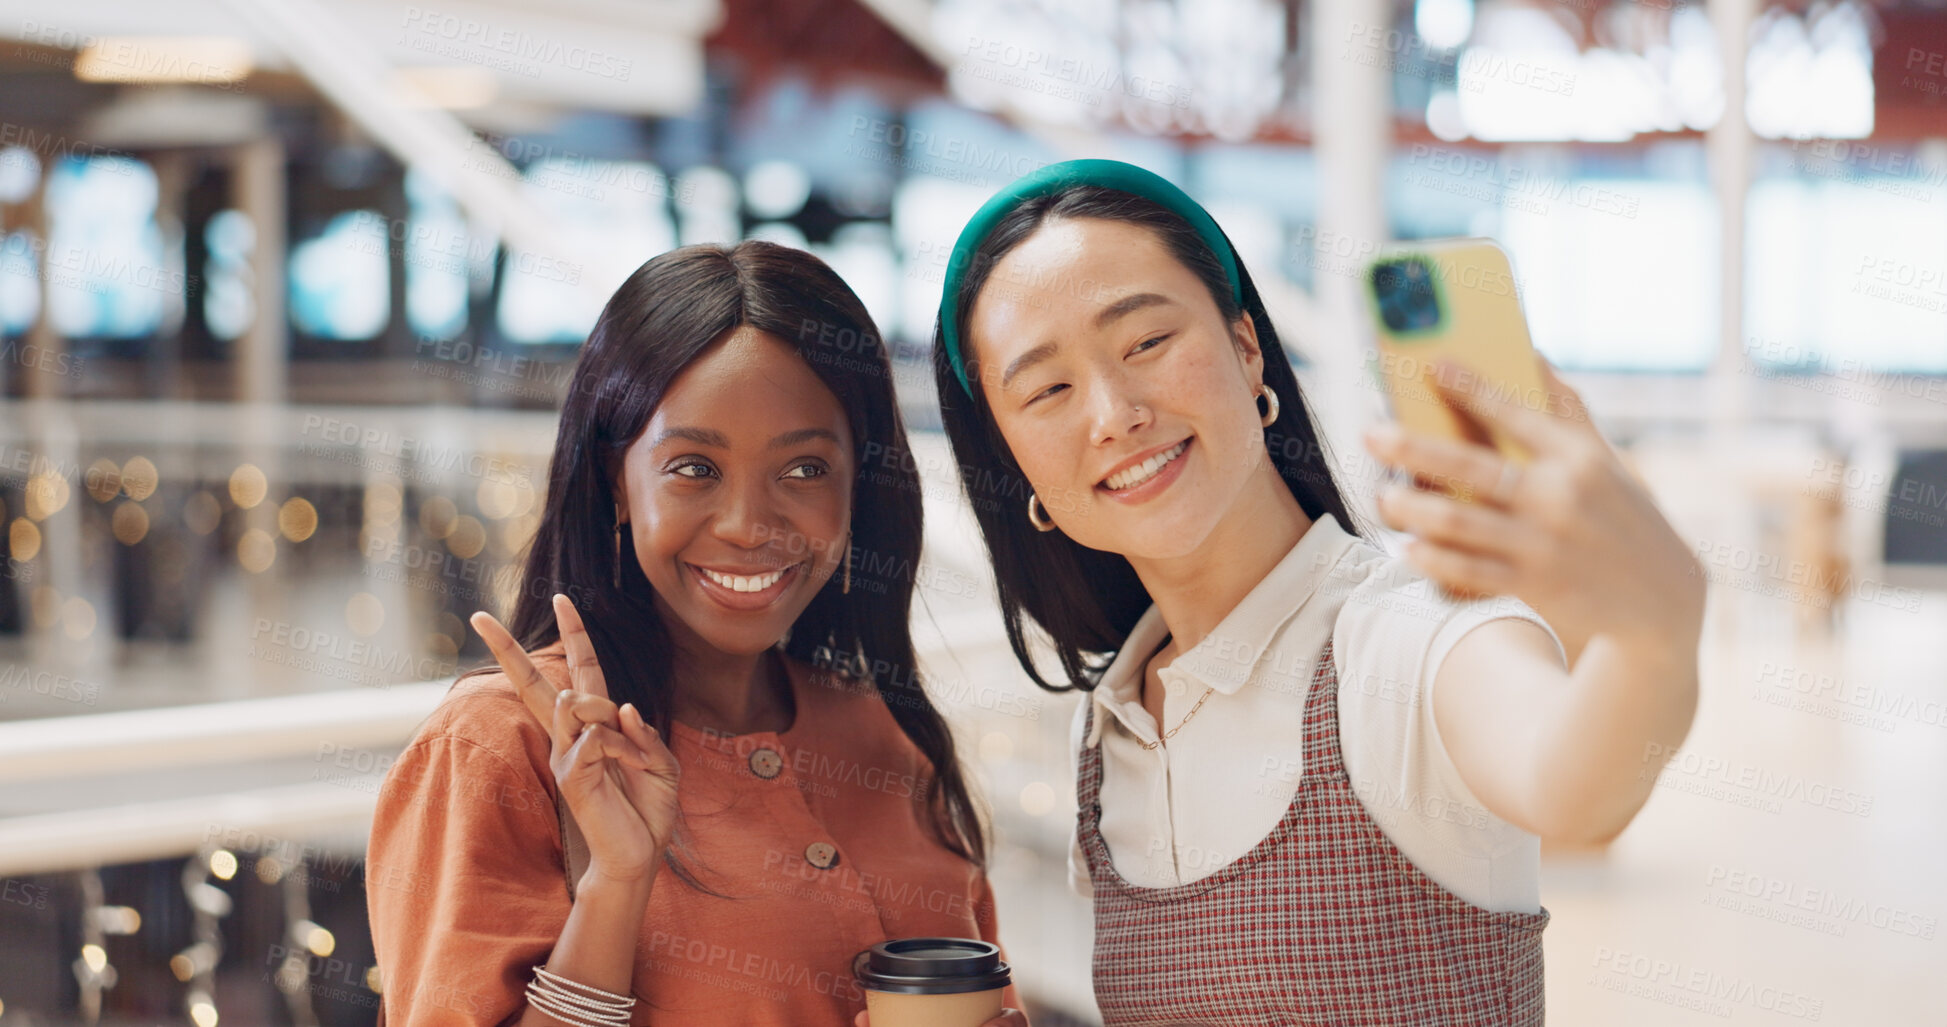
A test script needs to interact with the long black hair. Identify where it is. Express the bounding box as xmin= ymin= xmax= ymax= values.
xmin=463 ymin=239 xmax=986 ymax=872
xmin=933 ymin=186 xmax=1365 ymax=694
